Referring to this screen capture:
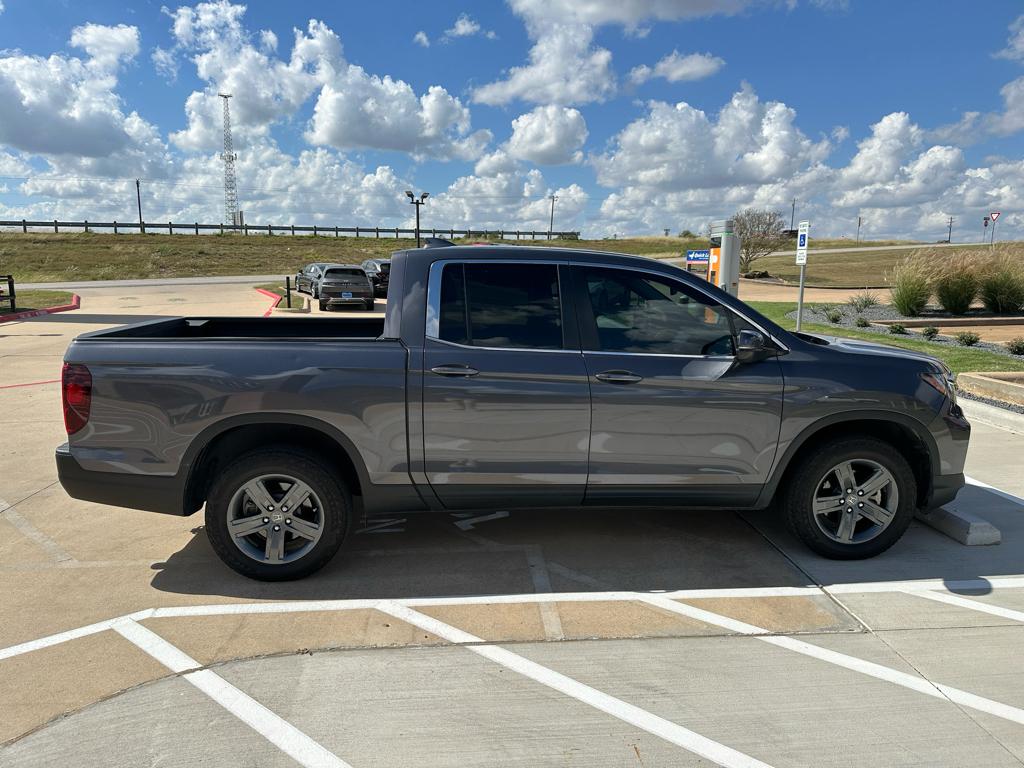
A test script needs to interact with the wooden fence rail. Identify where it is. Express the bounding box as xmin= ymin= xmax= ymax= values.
xmin=0 ymin=219 xmax=580 ymax=240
